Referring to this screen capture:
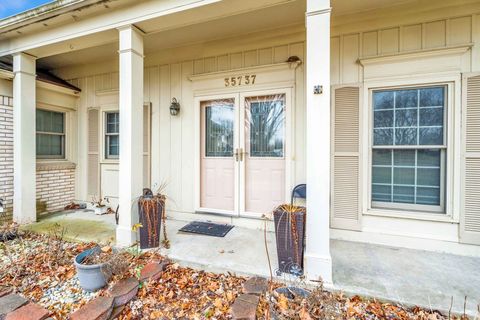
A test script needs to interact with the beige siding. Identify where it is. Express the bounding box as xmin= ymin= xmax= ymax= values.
xmin=71 ymin=41 xmax=306 ymax=214
xmin=330 ymin=14 xmax=474 ymax=85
